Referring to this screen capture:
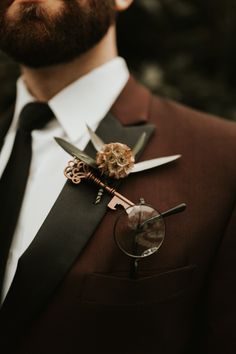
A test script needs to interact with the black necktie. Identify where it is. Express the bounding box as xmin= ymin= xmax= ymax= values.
xmin=0 ymin=102 xmax=54 ymax=296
